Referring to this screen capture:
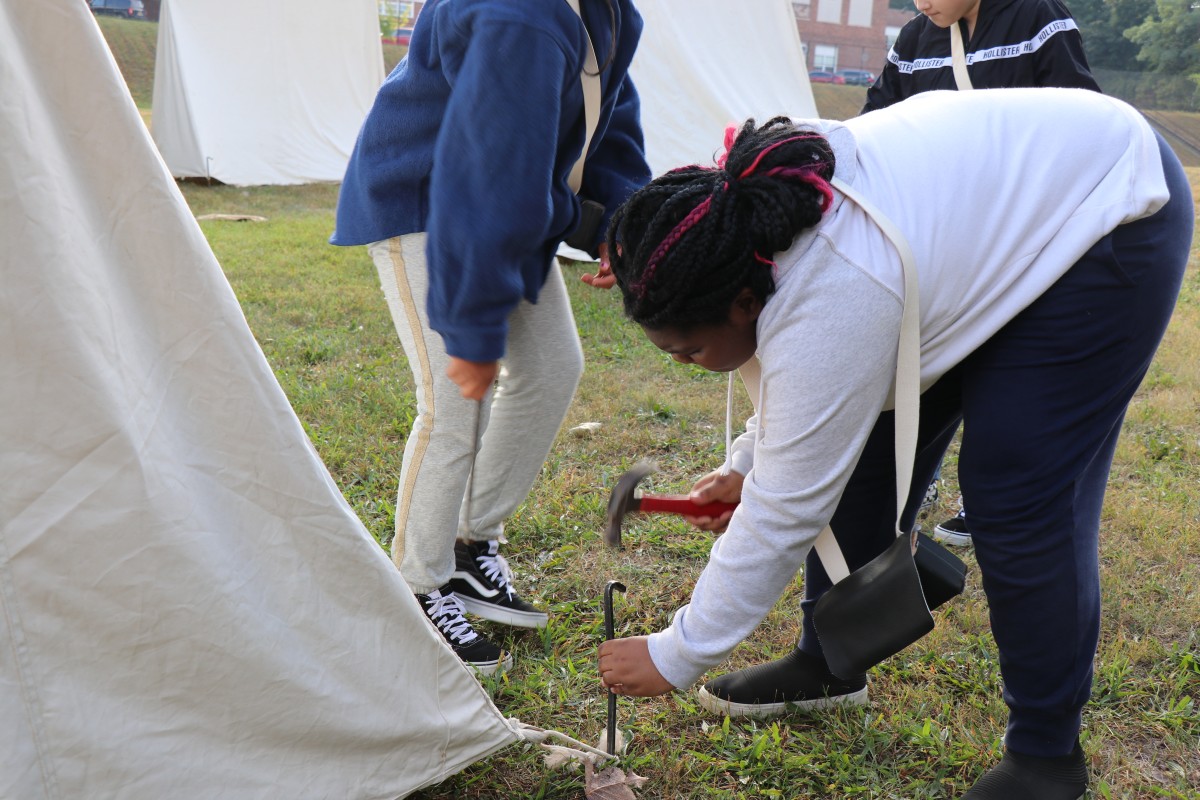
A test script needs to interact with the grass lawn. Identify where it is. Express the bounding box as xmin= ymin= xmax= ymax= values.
xmin=178 ymin=175 xmax=1200 ymax=798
